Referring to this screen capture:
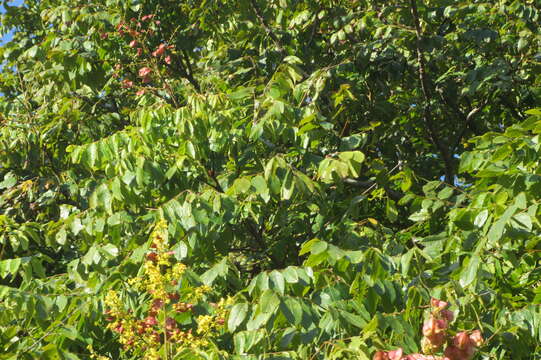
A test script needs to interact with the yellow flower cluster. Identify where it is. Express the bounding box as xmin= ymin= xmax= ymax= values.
xmin=172 ymin=263 xmax=187 ymax=278
xmin=215 ymin=297 xmax=235 ymax=320
xmin=98 ymin=219 xmax=232 ymax=359
xmin=104 ymin=290 xmax=122 ymax=315
xmin=170 ymin=329 xmax=209 ymax=349
xmin=197 ymin=315 xmax=214 ymax=335
xmin=196 ymin=296 xmax=233 ymax=335
xmin=87 ymin=344 xmax=109 ymax=360
xmin=150 ymin=219 xmax=168 ymax=251
xmin=144 ymin=259 xmax=169 ymax=301
xmin=193 ymin=285 xmax=211 ymax=300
